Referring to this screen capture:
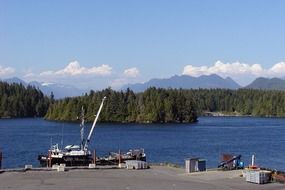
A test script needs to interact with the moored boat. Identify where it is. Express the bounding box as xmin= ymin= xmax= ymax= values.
xmin=38 ymin=97 xmax=146 ymax=167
